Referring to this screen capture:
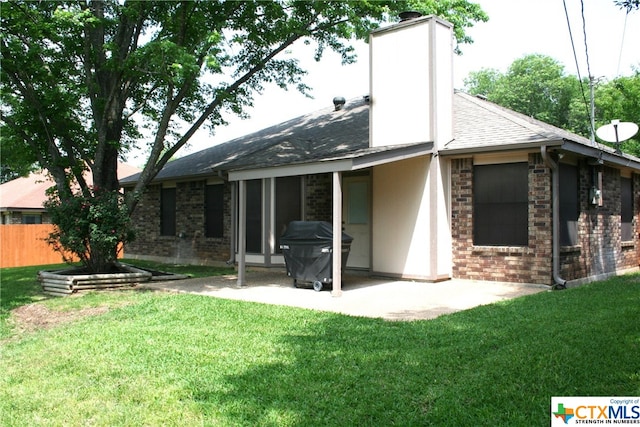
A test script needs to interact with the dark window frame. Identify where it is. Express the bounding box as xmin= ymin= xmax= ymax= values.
xmin=245 ymin=179 xmax=262 ymax=254
xmin=160 ymin=187 xmax=176 ymax=236
xmin=621 ymin=176 xmax=633 ymax=242
xmin=275 ymin=176 xmax=302 ymax=253
xmin=559 ymin=163 xmax=580 ymax=246
xmin=21 ymin=214 xmax=42 ymax=224
xmin=205 ymin=184 xmax=224 ymax=238
xmin=473 ymin=162 xmax=529 ymax=246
